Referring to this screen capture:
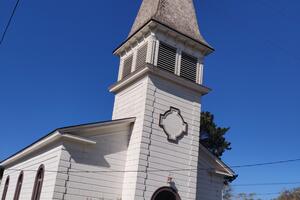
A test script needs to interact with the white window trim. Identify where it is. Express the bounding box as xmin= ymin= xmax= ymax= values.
xmin=131 ymin=51 xmax=137 ymax=72
xmin=176 ymin=49 xmax=182 ymax=76
xmin=198 ymin=63 xmax=204 ymax=84
xmin=118 ymin=58 xmax=125 ymax=81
